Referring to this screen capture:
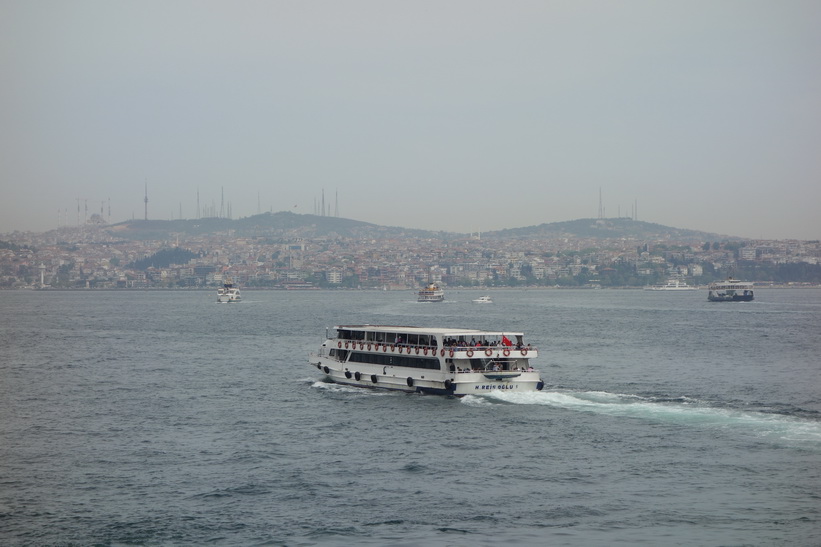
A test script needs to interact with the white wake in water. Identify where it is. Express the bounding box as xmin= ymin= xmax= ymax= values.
xmin=463 ymin=390 xmax=821 ymax=445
